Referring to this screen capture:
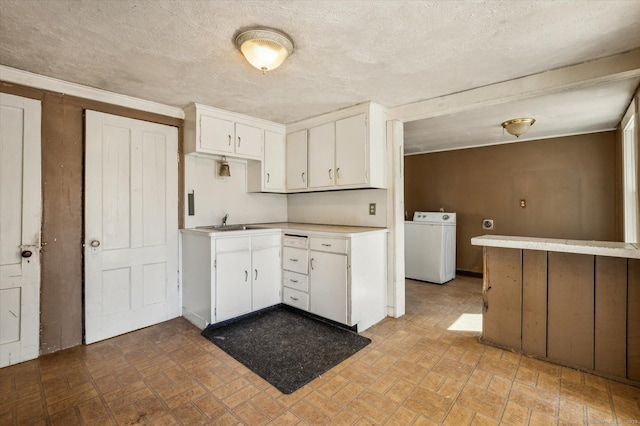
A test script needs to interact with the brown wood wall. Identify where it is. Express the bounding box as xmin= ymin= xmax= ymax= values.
xmin=482 ymin=247 xmax=639 ymax=385
xmin=405 ymin=132 xmax=621 ymax=274
xmin=1 ymin=81 xmax=183 ymax=354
